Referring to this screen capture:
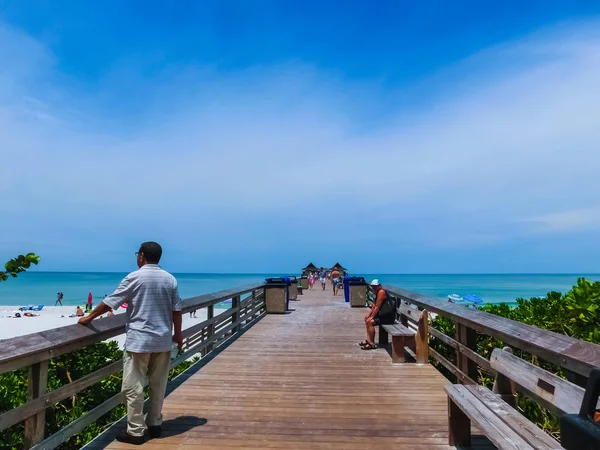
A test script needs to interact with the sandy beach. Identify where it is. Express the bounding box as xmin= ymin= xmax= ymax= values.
xmin=0 ymin=305 xmax=212 ymax=347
